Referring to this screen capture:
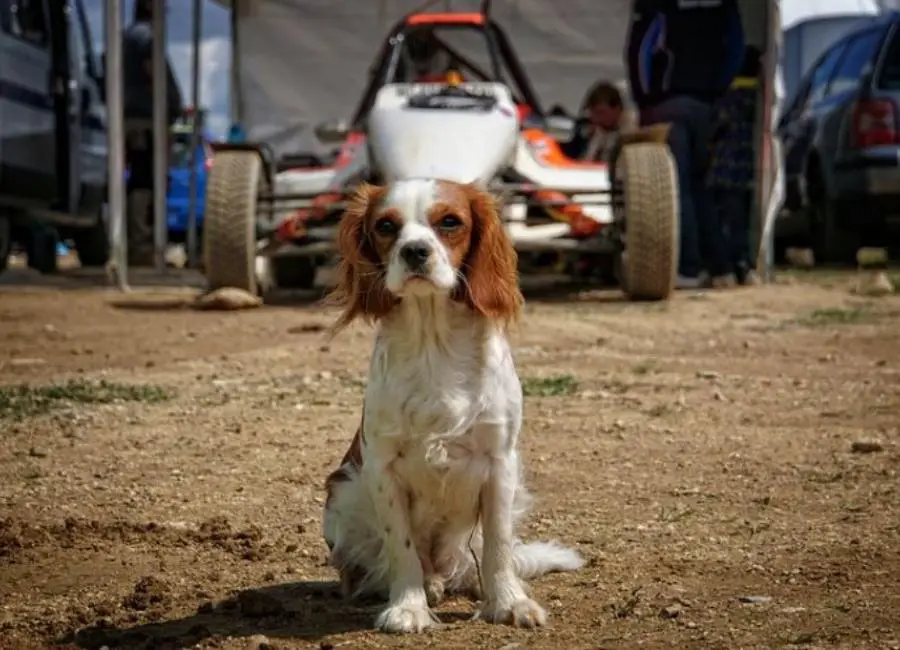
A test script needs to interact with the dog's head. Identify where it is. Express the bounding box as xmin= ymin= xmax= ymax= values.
xmin=328 ymin=179 xmax=522 ymax=333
